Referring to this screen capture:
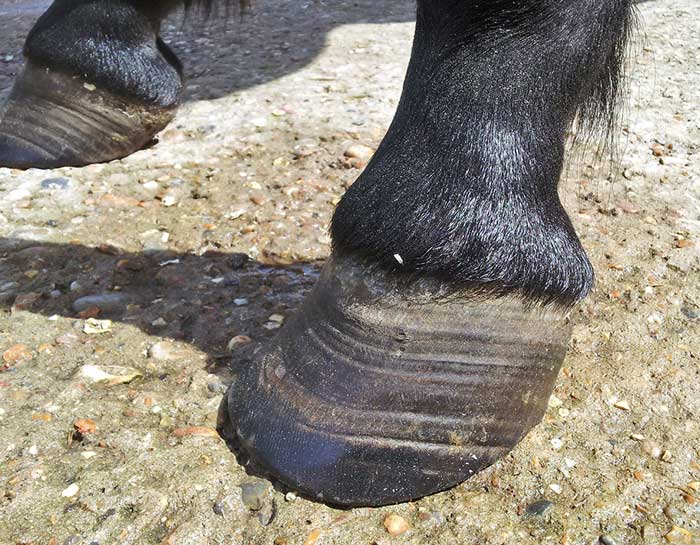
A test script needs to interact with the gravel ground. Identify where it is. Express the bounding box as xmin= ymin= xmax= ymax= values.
xmin=0 ymin=1 xmax=699 ymax=544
